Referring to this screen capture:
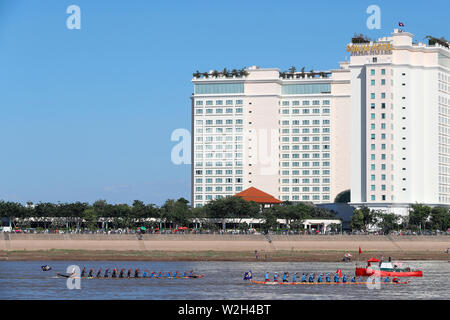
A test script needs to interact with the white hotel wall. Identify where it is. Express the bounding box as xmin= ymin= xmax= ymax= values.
xmin=350 ymin=29 xmax=450 ymax=215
